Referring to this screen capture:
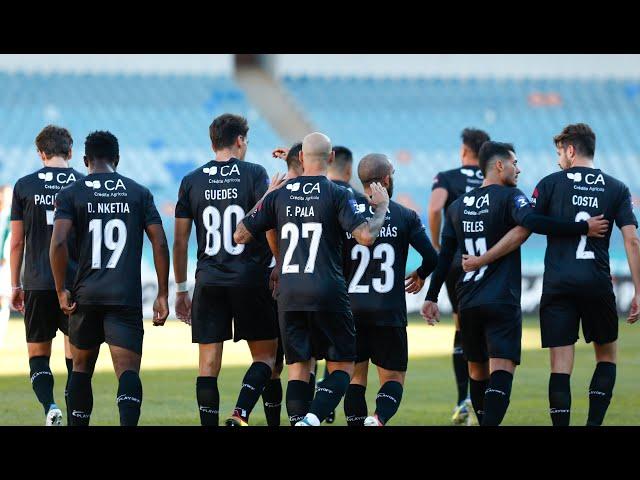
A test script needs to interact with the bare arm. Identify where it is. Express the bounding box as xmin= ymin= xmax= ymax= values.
xmin=49 ymin=218 xmax=76 ymax=315
xmin=428 ymin=188 xmax=448 ymax=251
xmin=146 ymin=223 xmax=170 ymax=325
xmin=173 ymin=217 xmax=192 ymax=324
xmin=351 ymin=182 xmax=390 ymax=247
xmin=622 ymin=225 xmax=640 ymax=323
xmin=462 ymin=226 xmax=531 ymax=272
xmin=9 ymin=220 xmax=25 ymax=313
xmin=173 ymin=218 xmax=192 ymax=284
